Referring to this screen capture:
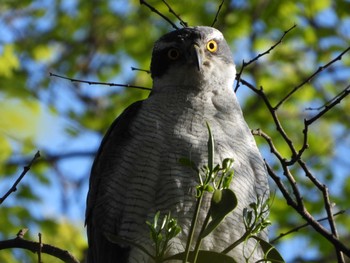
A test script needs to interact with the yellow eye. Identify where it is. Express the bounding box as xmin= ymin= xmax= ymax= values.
xmin=206 ymin=40 xmax=218 ymax=52
xmin=167 ymin=48 xmax=180 ymax=60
